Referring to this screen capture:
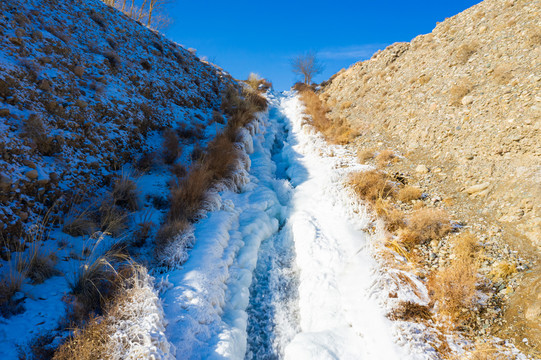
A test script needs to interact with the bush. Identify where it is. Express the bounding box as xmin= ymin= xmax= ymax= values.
xmin=397 ymin=185 xmax=423 ymax=203
xmin=428 ymin=259 xmax=477 ymax=321
xmin=399 ymin=208 xmax=451 ymax=247
xmin=449 ymin=79 xmax=473 ymax=106
xmin=349 ymin=170 xmax=395 ymax=204
xmin=455 ymin=43 xmax=477 ymax=64
xmin=299 ymin=89 xmax=356 ymax=145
